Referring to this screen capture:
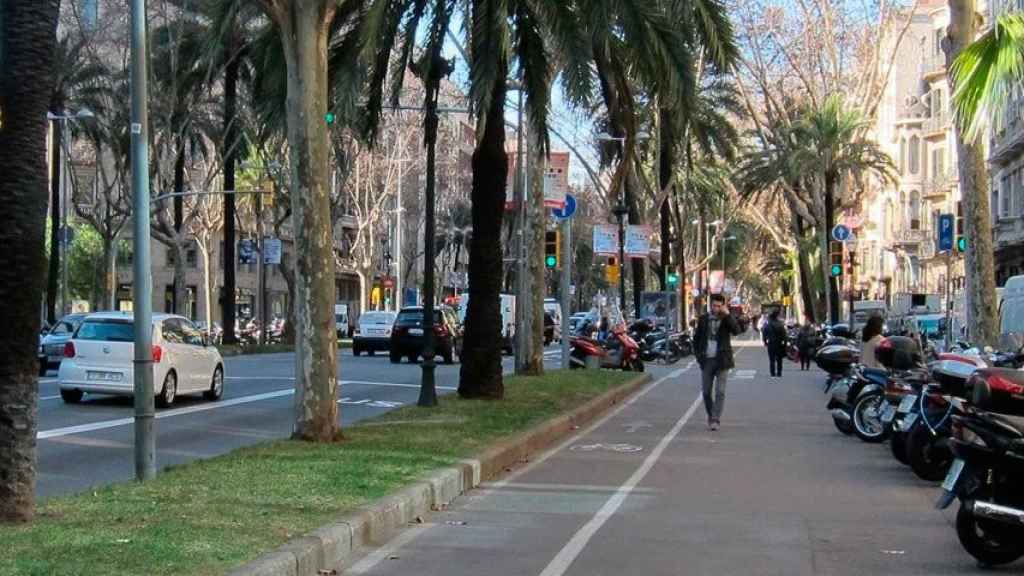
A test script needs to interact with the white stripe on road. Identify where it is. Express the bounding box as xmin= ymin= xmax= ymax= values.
xmin=537 ymin=392 xmax=703 ymax=576
xmin=38 ymin=379 xmax=445 ymax=439
xmin=39 ymin=395 xmax=62 ymax=401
